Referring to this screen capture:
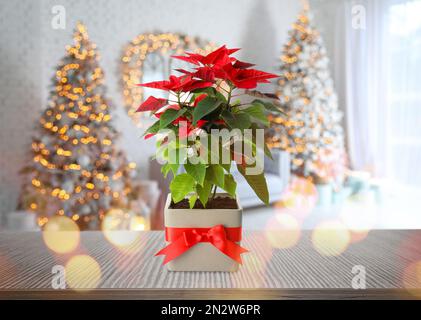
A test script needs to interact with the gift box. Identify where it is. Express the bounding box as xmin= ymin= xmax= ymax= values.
xmin=157 ymin=193 xmax=246 ymax=272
